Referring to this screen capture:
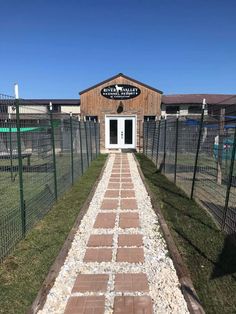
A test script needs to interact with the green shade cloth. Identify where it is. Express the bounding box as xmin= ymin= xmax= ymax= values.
xmin=0 ymin=127 xmax=41 ymax=133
